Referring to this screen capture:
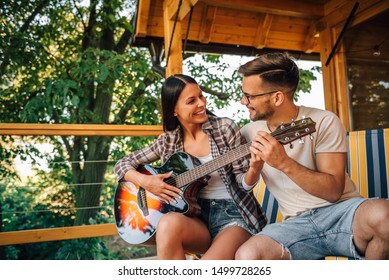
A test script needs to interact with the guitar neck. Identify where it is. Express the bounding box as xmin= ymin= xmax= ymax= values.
xmin=174 ymin=117 xmax=316 ymax=187
xmin=175 ymin=142 xmax=251 ymax=186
